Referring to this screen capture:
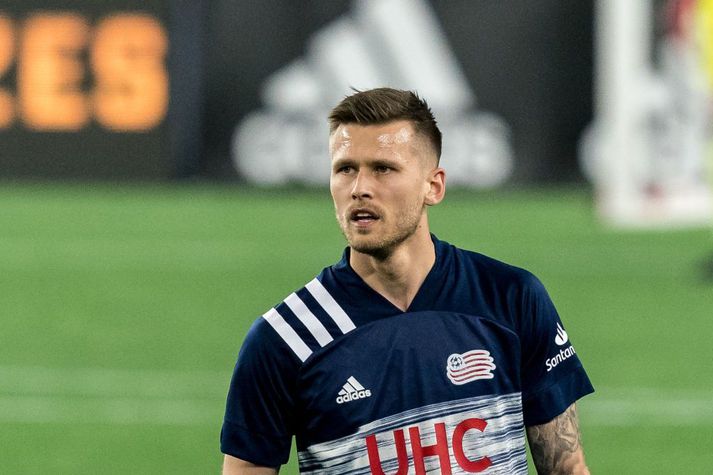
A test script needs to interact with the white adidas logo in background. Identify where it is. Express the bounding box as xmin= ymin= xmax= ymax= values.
xmin=336 ymin=376 xmax=372 ymax=404
xmin=233 ymin=0 xmax=513 ymax=188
